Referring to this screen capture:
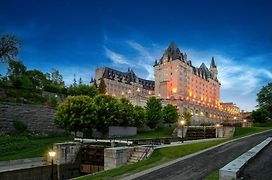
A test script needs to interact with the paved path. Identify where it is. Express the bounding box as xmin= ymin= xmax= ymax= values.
xmin=126 ymin=130 xmax=272 ymax=180
xmin=0 ymin=157 xmax=47 ymax=173
xmin=239 ymin=140 xmax=272 ymax=180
